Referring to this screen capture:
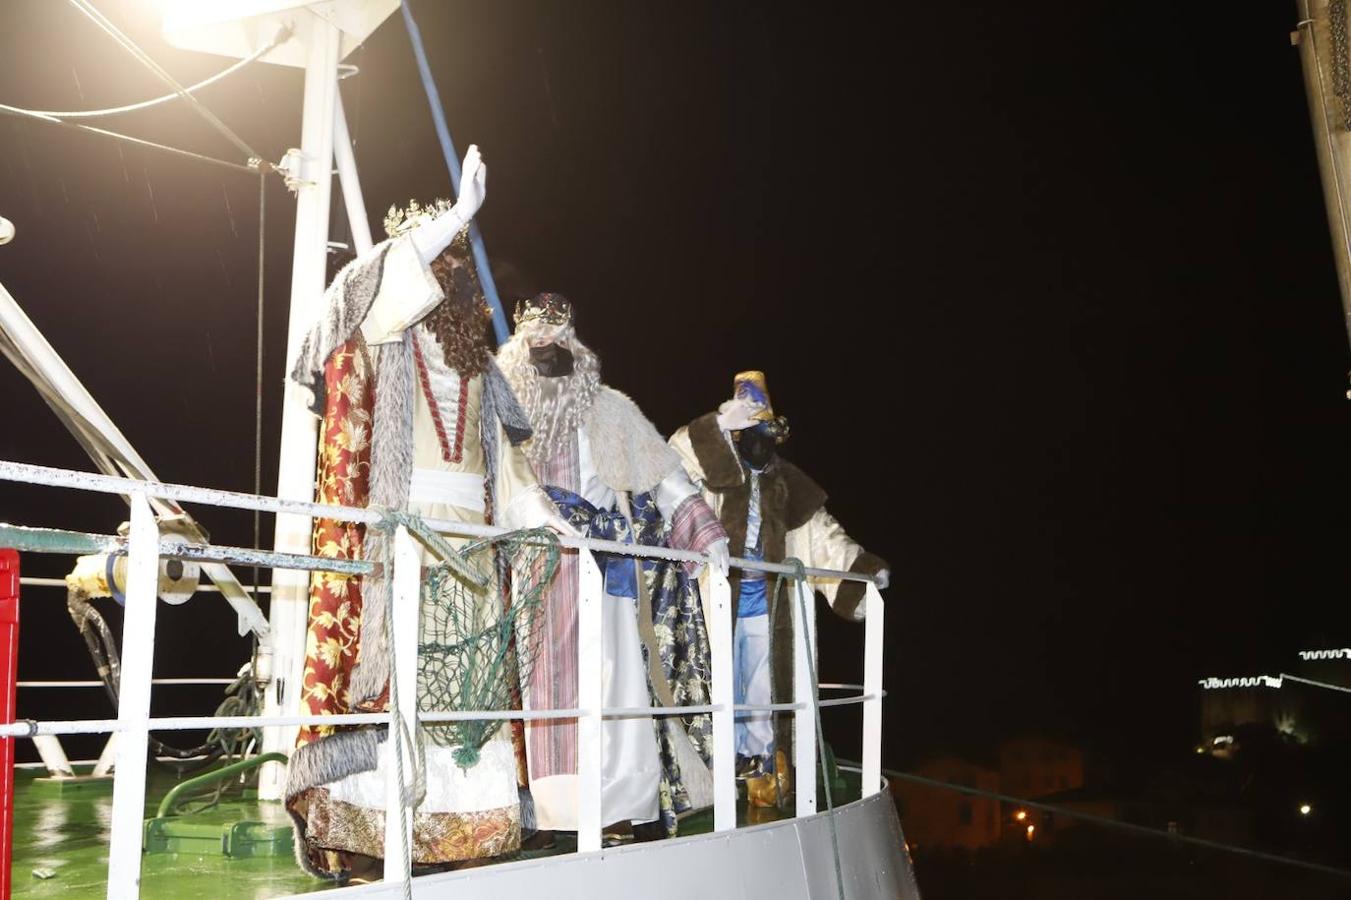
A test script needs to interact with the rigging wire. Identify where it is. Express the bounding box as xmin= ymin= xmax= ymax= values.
xmin=0 ymin=107 xmax=257 ymax=174
xmin=7 ymin=25 xmax=292 ymax=120
xmin=1280 ymin=672 xmax=1351 ymax=694
xmin=64 ymin=0 xmax=264 ymax=164
xmin=879 ymin=767 xmax=1351 ymax=882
